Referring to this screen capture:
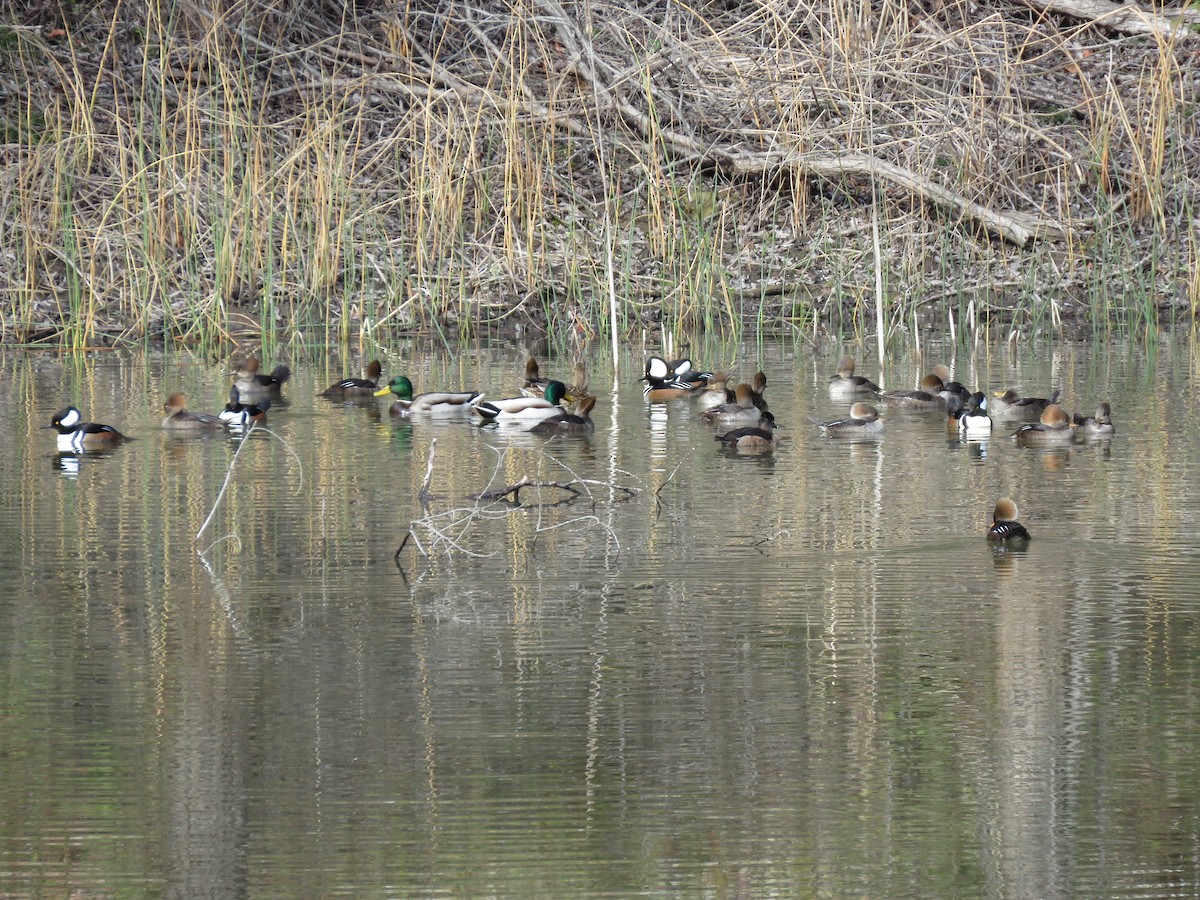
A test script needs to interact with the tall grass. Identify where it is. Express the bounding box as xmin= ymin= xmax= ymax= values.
xmin=0 ymin=0 xmax=1195 ymax=350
